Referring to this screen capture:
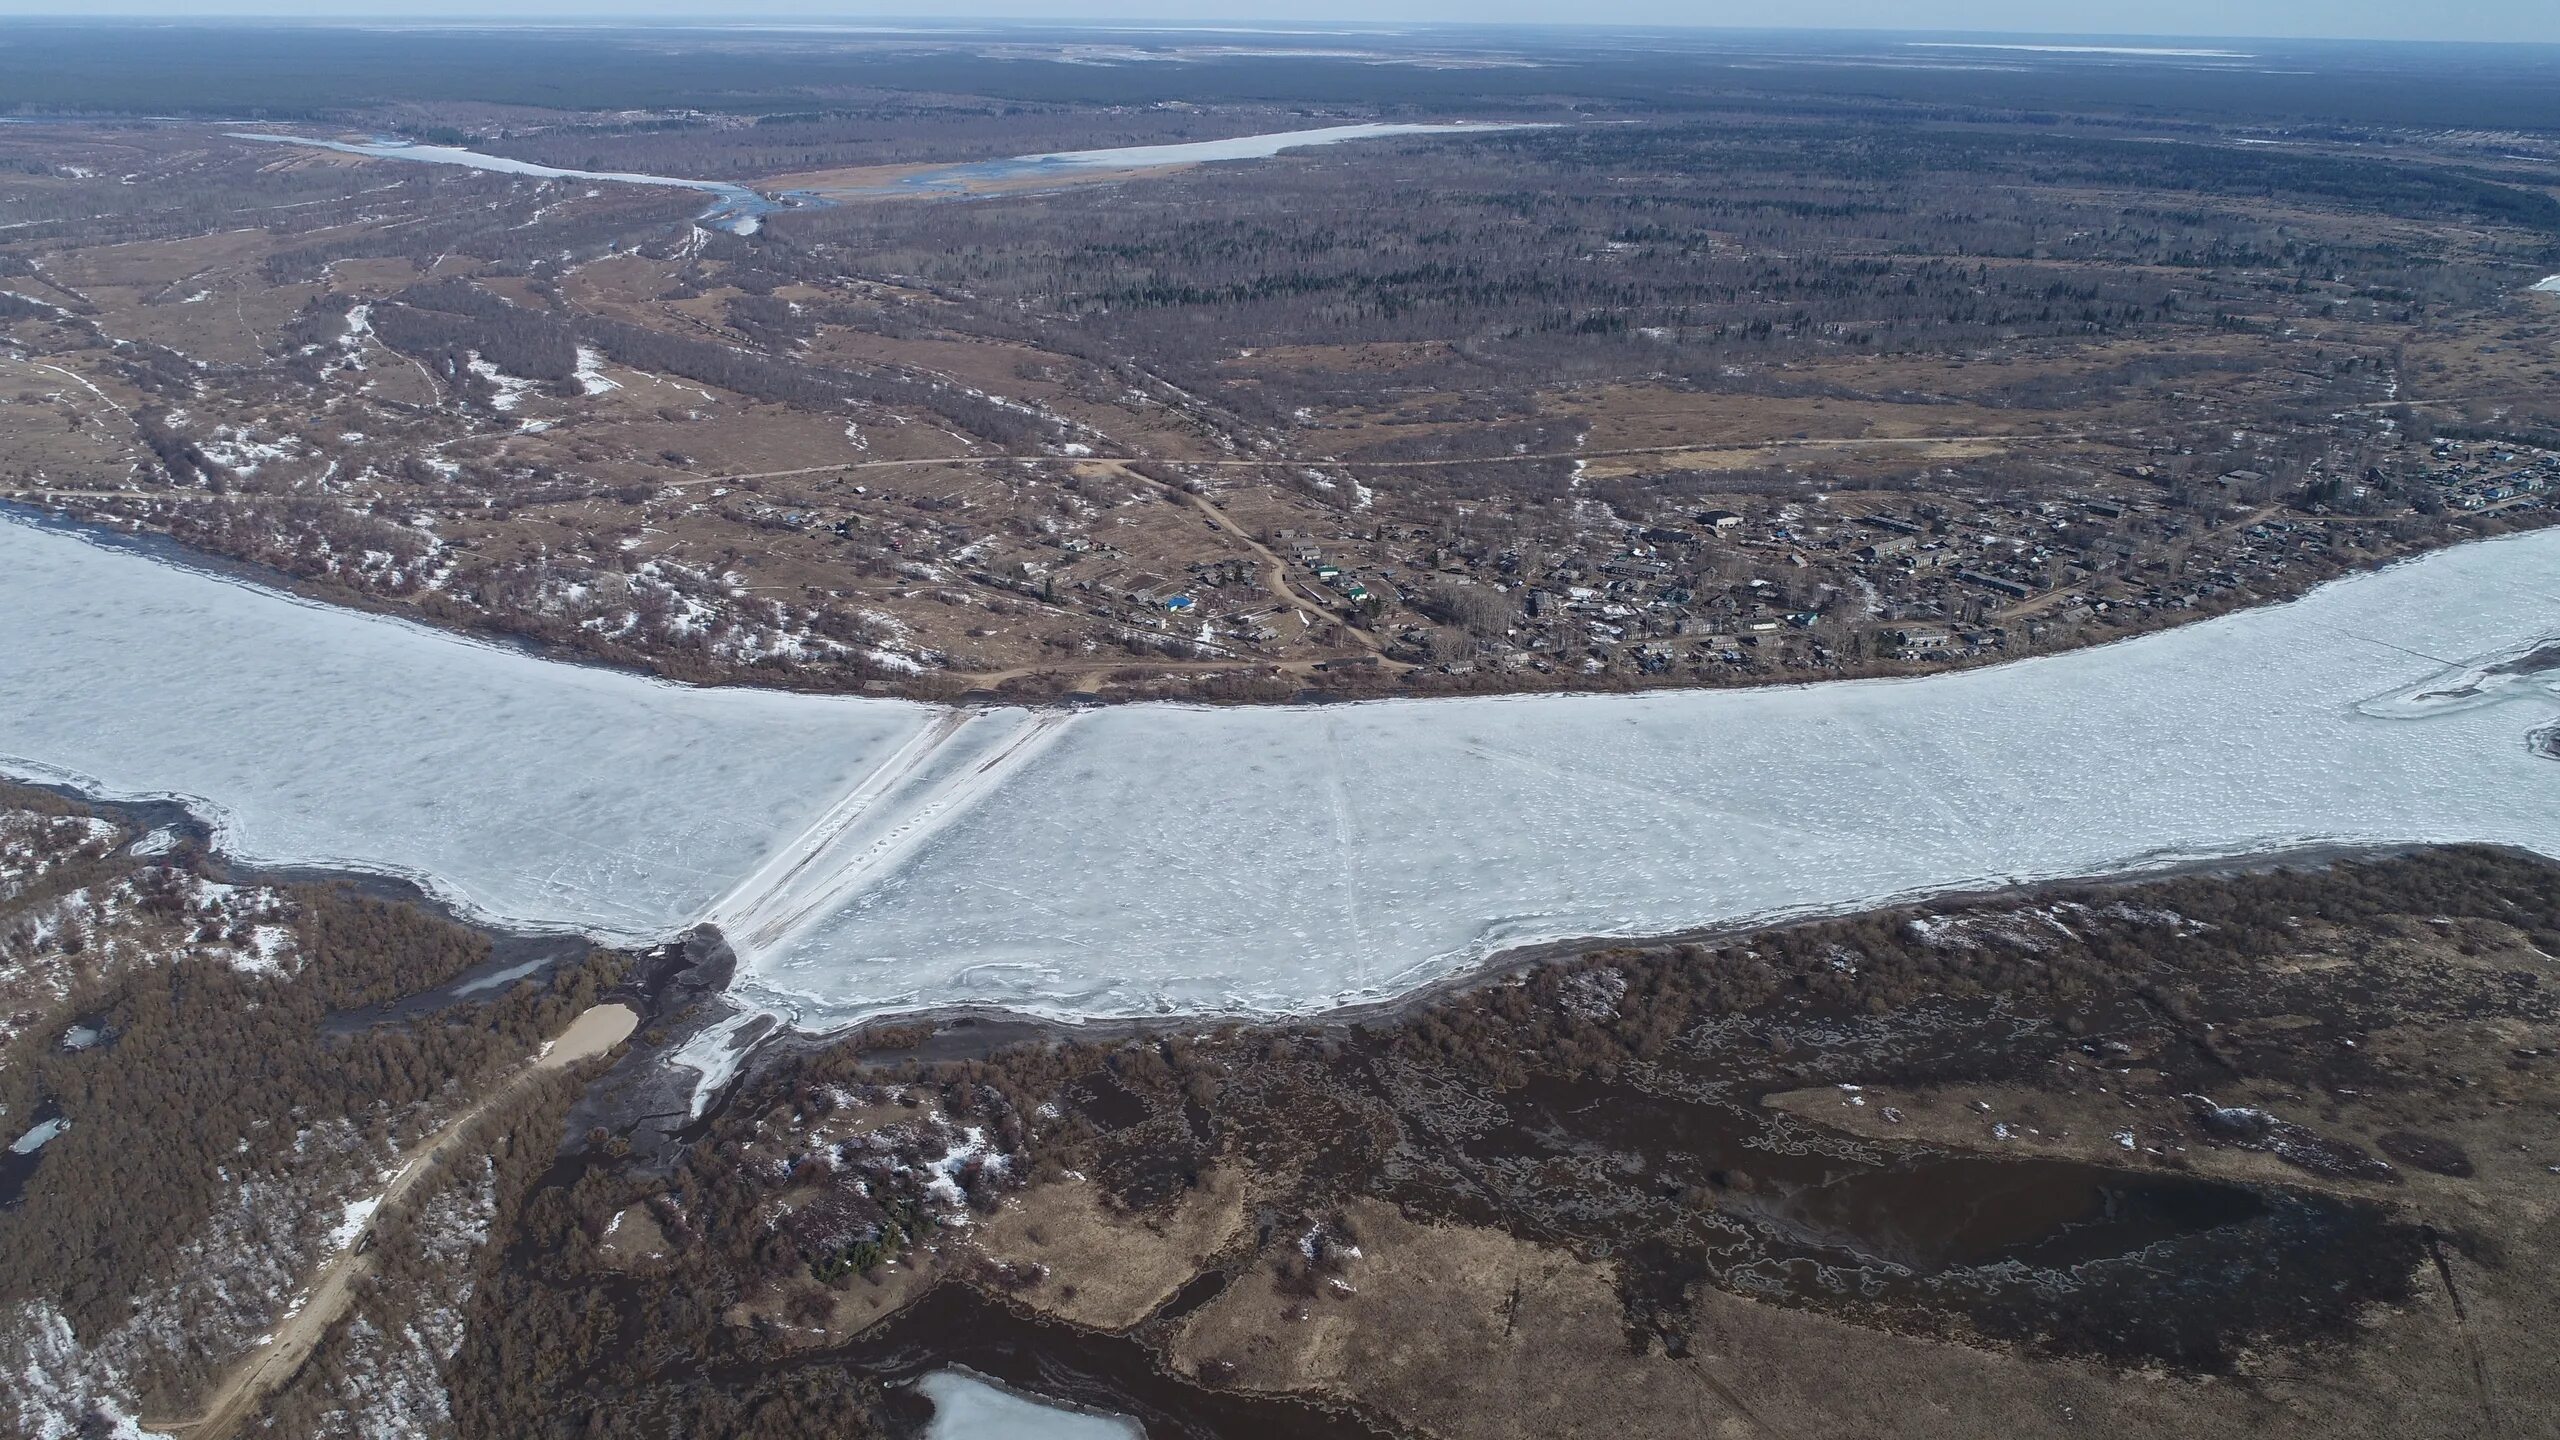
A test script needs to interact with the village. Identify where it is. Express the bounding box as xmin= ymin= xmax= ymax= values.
xmin=981 ymin=437 xmax=2560 ymax=691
